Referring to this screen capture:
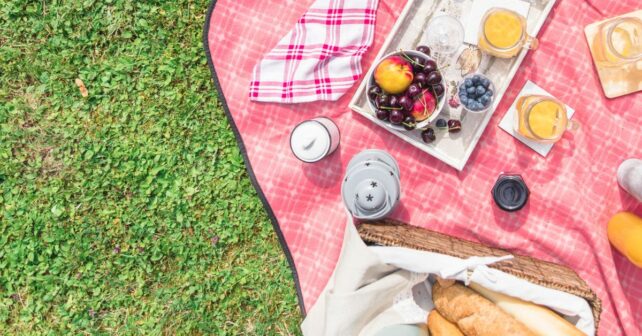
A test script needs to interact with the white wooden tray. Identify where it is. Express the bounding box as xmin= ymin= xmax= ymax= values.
xmin=349 ymin=0 xmax=557 ymax=170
